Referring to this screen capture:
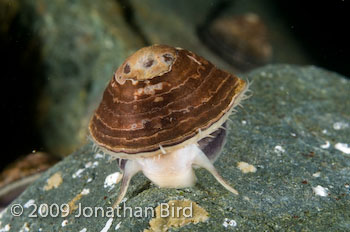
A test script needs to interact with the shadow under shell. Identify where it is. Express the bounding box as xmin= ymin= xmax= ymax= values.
xmin=116 ymin=123 xmax=227 ymax=171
